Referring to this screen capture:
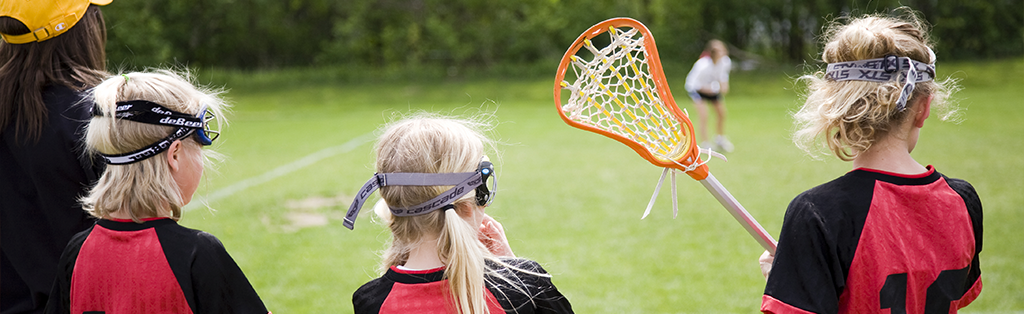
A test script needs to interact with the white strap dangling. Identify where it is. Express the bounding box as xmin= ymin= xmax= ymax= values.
xmin=671 ymin=169 xmax=678 ymax=219
xmin=642 ymin=168 xmax=671 ymax=219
